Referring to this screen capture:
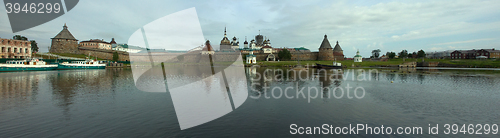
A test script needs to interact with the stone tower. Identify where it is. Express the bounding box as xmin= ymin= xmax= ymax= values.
xmin=50 ymin=24 xmax=79 ymax=54
xmin=333 ymin=41 xmax=344 ymax=61
xmin=318 ymin=35 xmax=334 ymax=61
xmin=220 ymin=27 xmax=232 ymax=52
